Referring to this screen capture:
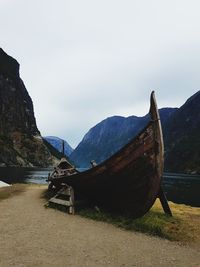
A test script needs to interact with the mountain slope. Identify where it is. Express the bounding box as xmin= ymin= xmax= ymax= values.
xmin=164 ymin=91 xmax=200 ymax=173
xmin=0 ymin=48 xmax=59 ymax=167
xmin=70 ymin=115 xmax=148 ymax=167
xmin=43 ymin=136 xmax=73 ymax=156
xmin=70 ymin=108 xmax=177 ymax=168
